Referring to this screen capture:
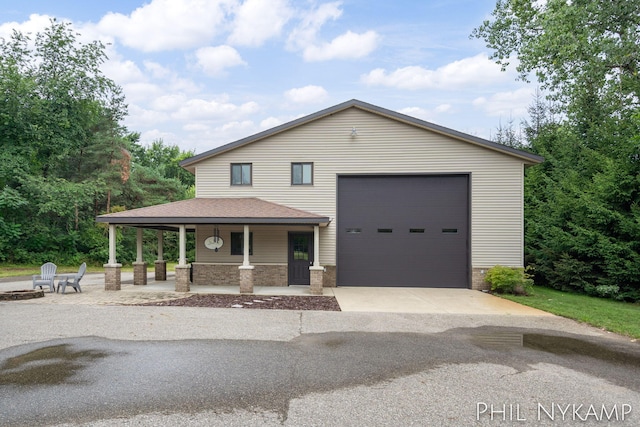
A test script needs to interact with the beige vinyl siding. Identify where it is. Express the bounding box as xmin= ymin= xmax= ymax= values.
xmin=195 ymin=108 xmax=525 ymax=267
xmin=196 ymin=225 xmax=313 ymax=264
